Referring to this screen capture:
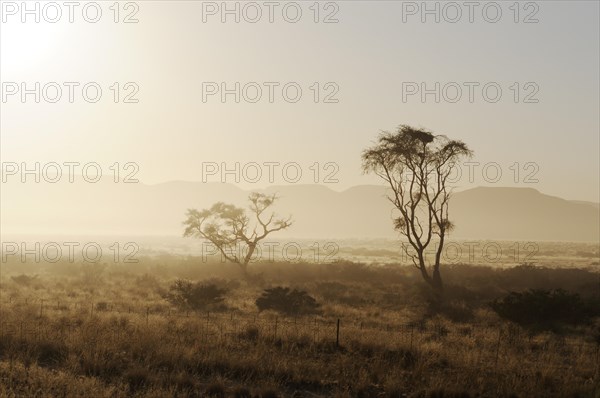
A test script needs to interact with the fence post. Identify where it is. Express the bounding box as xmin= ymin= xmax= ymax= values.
xmin=595 ymin=343 xmax=600 ymax=378
xmin=146 ymin=307 xmax=149 ymax=325
xmin=410 ymin=325 xmax=414 ymax=350
xmin=494 ymin=328 xmax=502 ymax=367
xmin=336 ymin=319 xmax=340 ymax=347
xmin=274 ymin=317 xmax=278 ymax=339
xmin=206 ymin=311 xmax=210 ymax=337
